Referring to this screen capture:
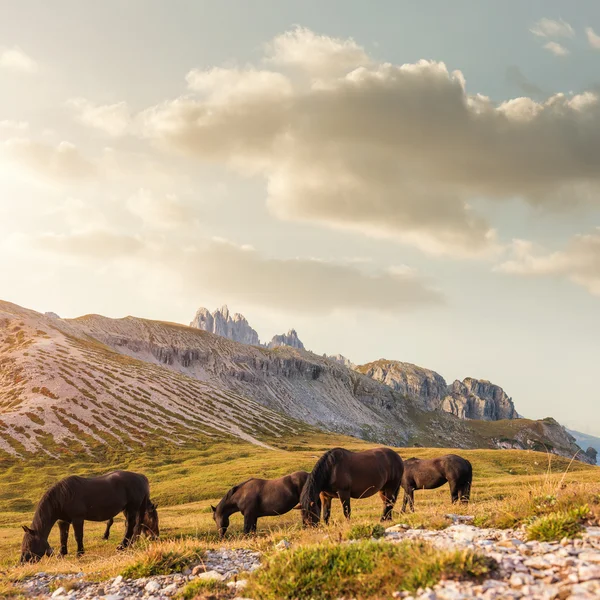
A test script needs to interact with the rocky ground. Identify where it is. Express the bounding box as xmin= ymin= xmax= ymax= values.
xmin=16 ymin=520 xmax=600 ymax=600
